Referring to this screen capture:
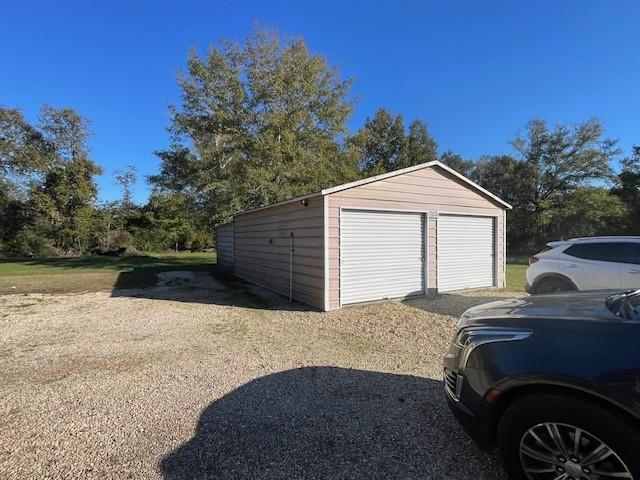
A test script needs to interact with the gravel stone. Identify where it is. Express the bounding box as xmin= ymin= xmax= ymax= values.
xmin=0 ymin=273 xmax=521 ymax=479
